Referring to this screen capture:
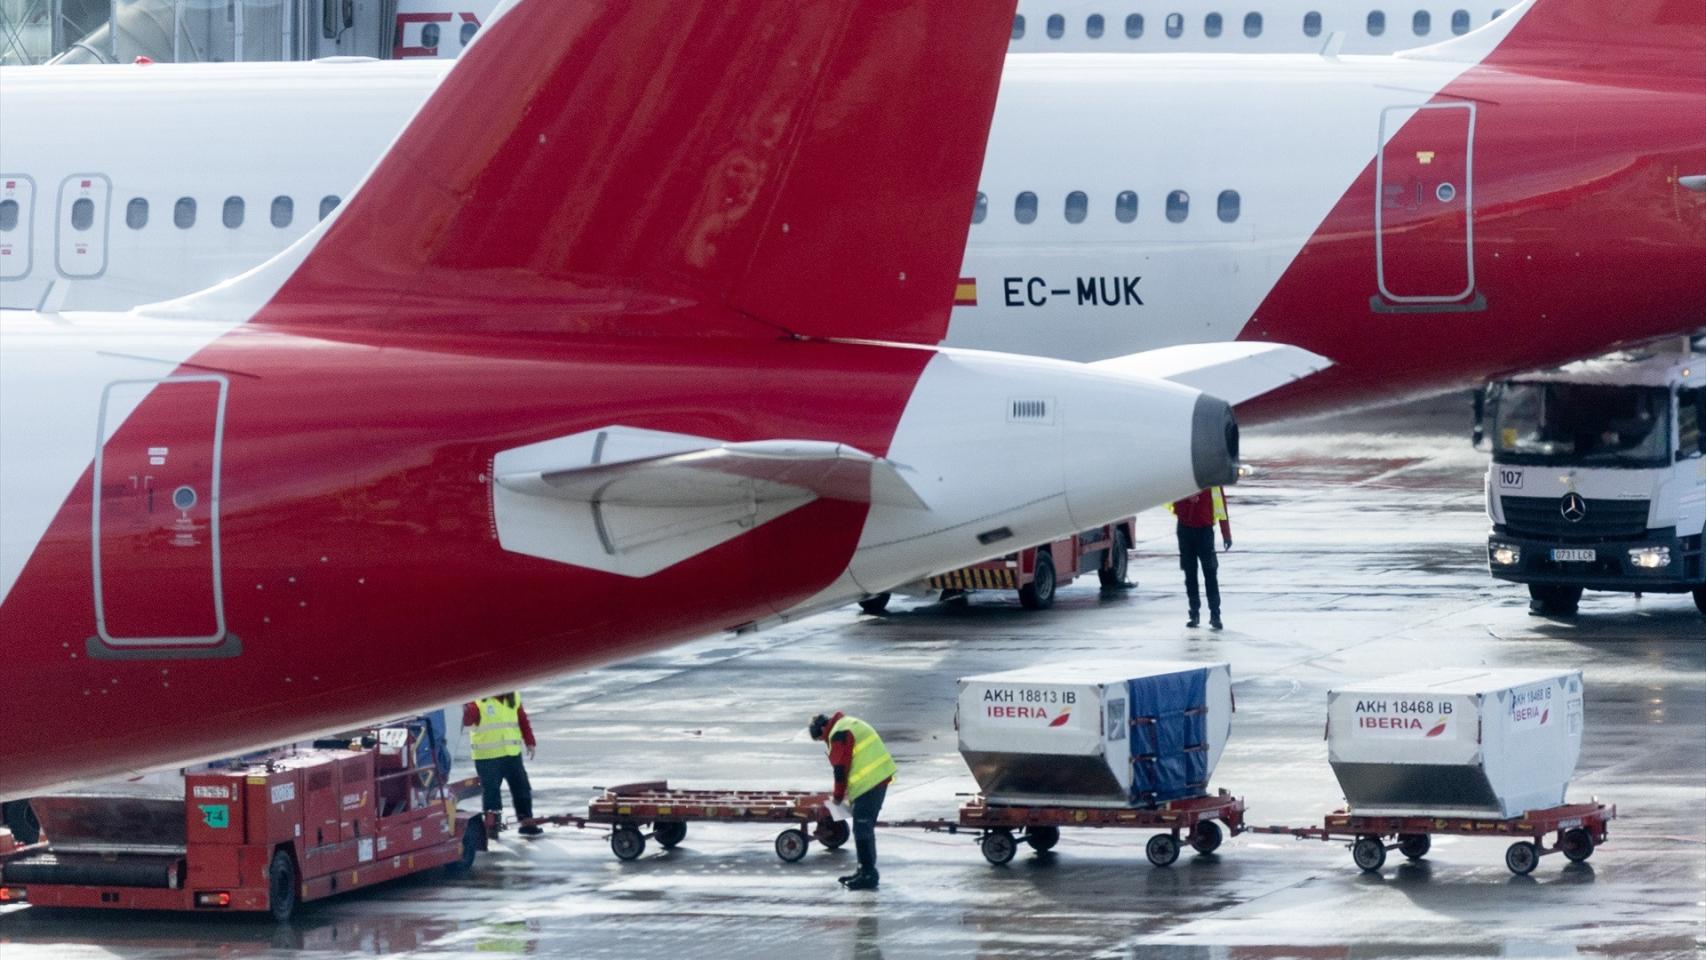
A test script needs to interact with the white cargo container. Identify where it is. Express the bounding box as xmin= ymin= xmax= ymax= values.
xmin=1327 ymin=668 xmax=1585 ymax=818
xmin=956 ymin=660 xmax=1233 ymax=807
